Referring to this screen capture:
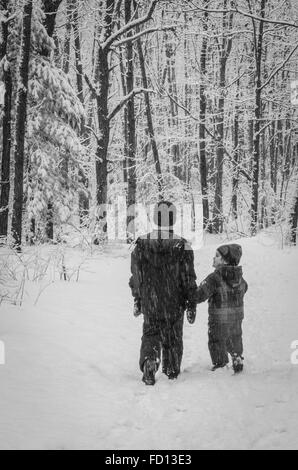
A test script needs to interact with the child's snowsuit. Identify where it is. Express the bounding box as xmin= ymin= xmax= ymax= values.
xmin=196 ymin=265 xmax=248 ymax=367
